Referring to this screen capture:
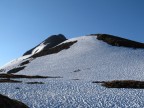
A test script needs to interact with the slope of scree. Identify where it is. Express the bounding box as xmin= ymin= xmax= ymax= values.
xmin=90 ymin=34 xmax=144 ymax=48
xmin=23 ymin=34 xmax=67 ymax=56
